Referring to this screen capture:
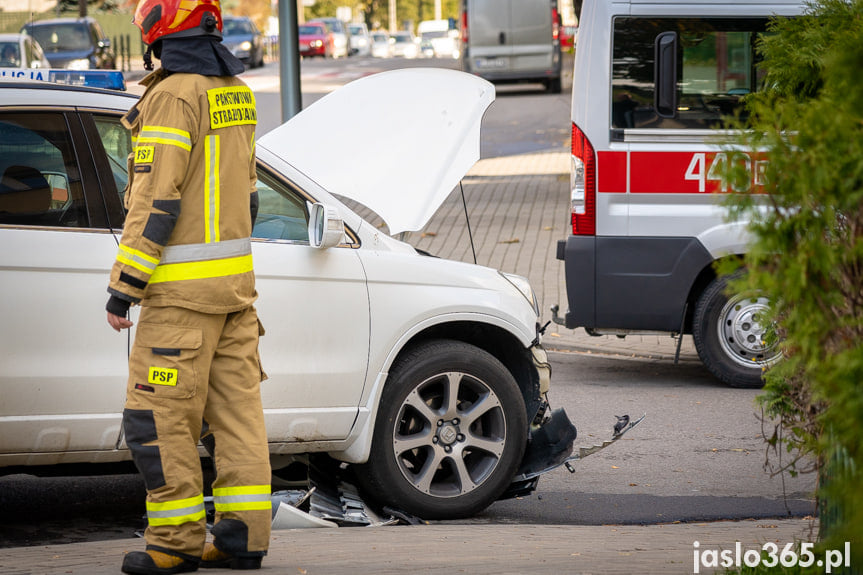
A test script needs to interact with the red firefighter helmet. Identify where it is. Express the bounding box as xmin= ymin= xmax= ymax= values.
xmin=133 ymin=0 xmax=223 ymax=45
